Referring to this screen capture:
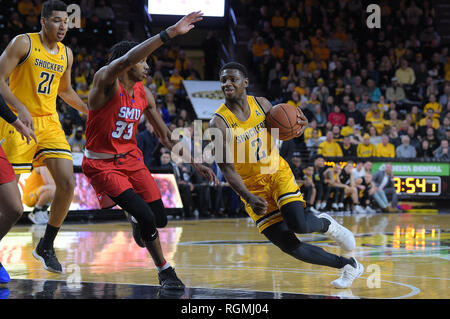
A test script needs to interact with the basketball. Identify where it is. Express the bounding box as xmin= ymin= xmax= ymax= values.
xmin=266 ymin=104 xmax=305 ymax=141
